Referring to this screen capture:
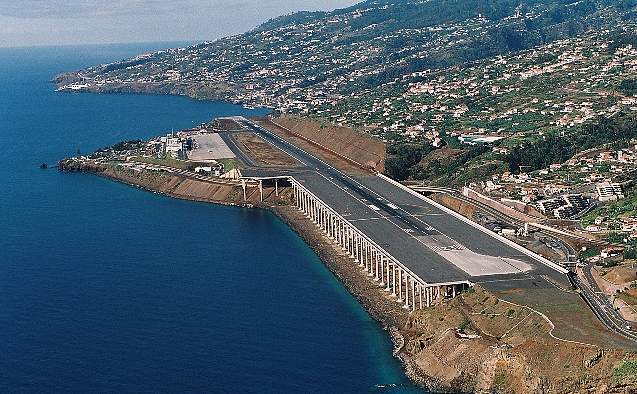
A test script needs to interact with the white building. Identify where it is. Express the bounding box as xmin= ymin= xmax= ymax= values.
xmin=166 ymin=137 xmax=185 ymax=158
xmin=596 ymin=181 xmax=624 ymax=202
